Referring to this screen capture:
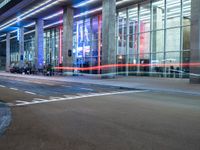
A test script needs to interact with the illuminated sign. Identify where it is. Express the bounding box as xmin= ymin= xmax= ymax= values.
xmin=0 ymin=0 xmax=11 ymax=9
